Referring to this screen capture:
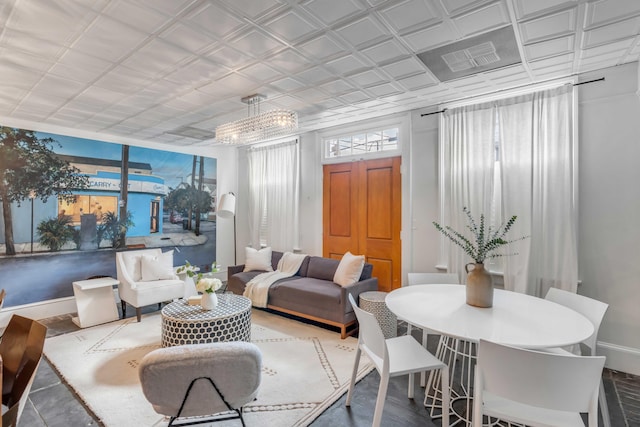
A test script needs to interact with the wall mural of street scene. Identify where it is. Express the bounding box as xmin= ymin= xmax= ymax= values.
xmin=0 ymin=127 xmax=217 ymax=308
